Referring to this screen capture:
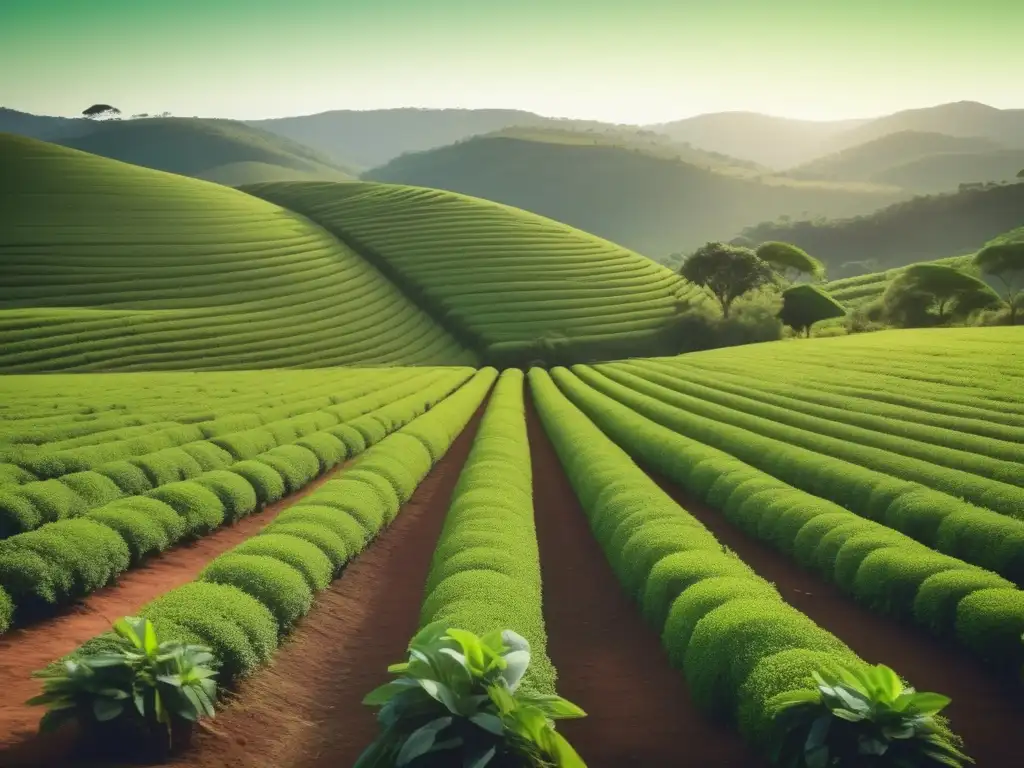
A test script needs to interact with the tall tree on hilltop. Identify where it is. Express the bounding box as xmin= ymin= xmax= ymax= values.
xmin=778 ymin=284 xmax=845 ymax=337
xmin=756 ymin=241 xmax=825 ymax=283
xmin=82 ymin=104 xmax=121 ymax=120
xmin=679 ymin=241 xmax=776 ymax=318
xmin=883 ymin=263 xmax=1000 ymax=326
xmin=975 ymin=241 xmax=1024 ymax=324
